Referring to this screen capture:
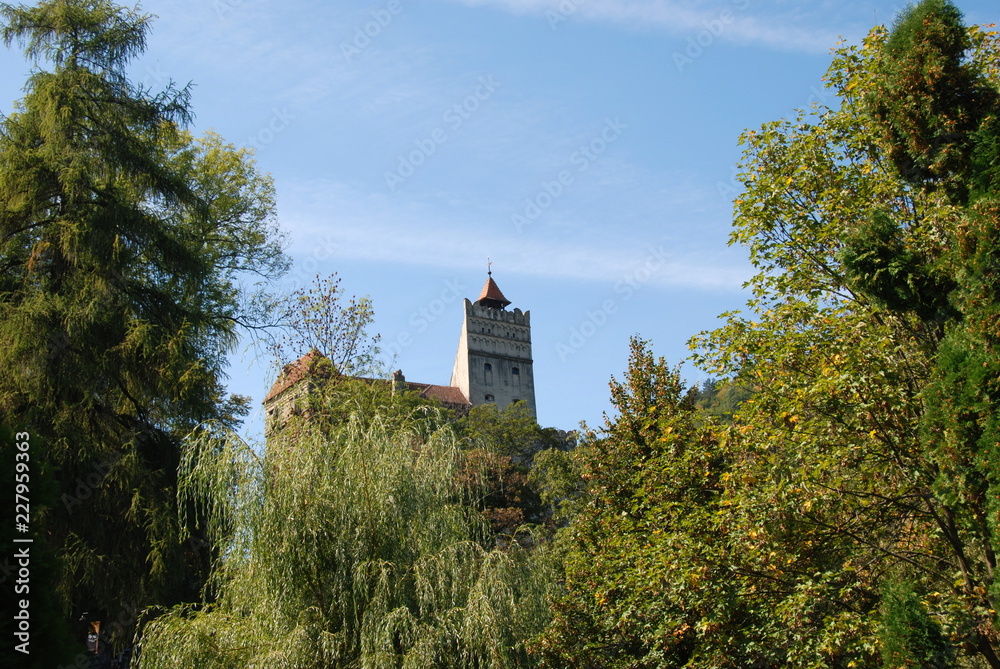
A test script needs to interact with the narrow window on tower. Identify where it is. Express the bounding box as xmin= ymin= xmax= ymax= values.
xmin=484 ymin=362 xmax=493 ymax=386
xmin=512 ymin=367 xmax=520 ymax=387
xmin=485 ymin=394 xmax=495 ymax=402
